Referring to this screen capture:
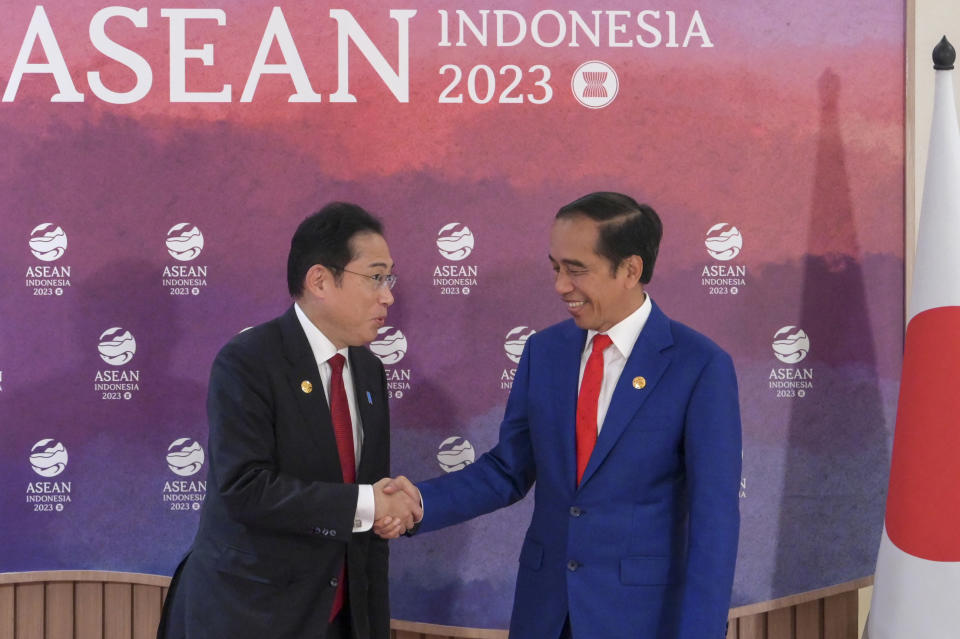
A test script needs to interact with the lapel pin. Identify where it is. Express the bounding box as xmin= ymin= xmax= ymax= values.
xmin=301 ymin=380 xmax=313 ymax=394
xmin=366 ymin=391 xmax=373 ymax=405
xmin=632 ymin=376 xmax=646 ymax=390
